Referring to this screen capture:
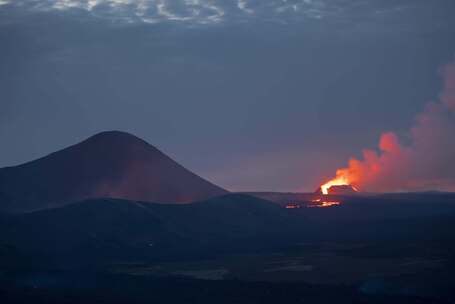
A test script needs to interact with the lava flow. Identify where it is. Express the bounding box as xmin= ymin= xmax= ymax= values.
xmin=306 ymin=175 xmax=359 ymax=208
xmin=285 ymin=174 xmax=359 ymax=209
